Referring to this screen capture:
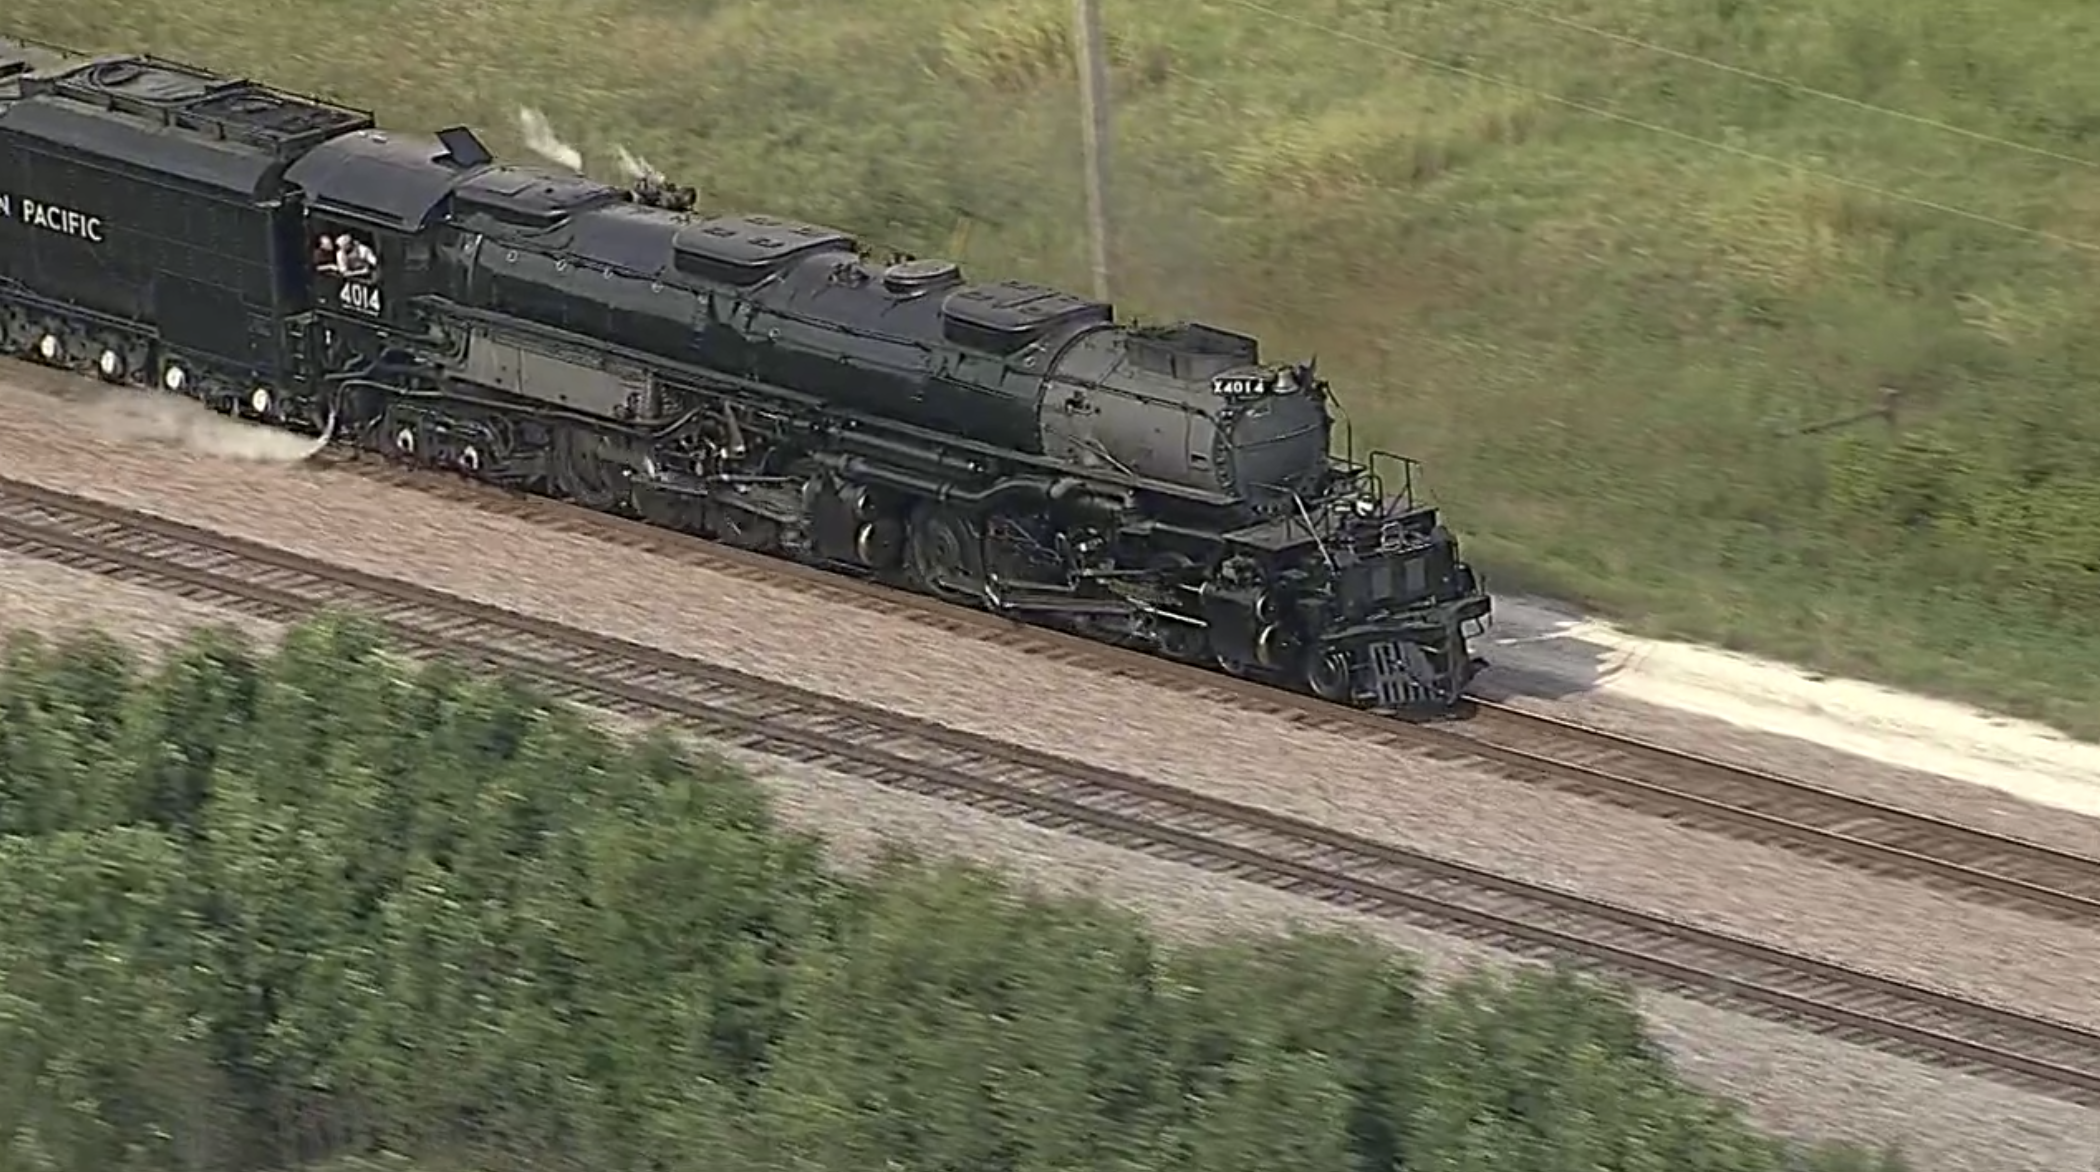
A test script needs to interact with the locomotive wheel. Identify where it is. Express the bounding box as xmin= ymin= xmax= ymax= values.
xmin=91 ymin=336 xmax=147 ymax=385
xmin=0 ymin=307 xmax=32 ymax=354
xmin=25 ymin=316 xmax=72 ymax=366
xmin=1306 ymin=650 xmax=1352 ymax=702
xmin=854 ymin=517 xmax=906 ymax=571
xmin=906 ymin=505 xmax=985 ymax=599
xmin=442 ymin=416 xmax=500 ymax=481
xmin=709 ymin=503 xmax=780 ymax=551
xmin=380 ymin=412 xmax=422 ymax=462
xmin=1155 ymin=618 xmax=1208 ymax=662
xmin=633 ymin=480 xmax=702 ymax=532
xmin=1146 ymin=551 xmax=1208 ymax=661
xmin=553 ymin=429 xmax=627 ymax=512
xmin=1253 ymin=623 xmax=1298 ymax=671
